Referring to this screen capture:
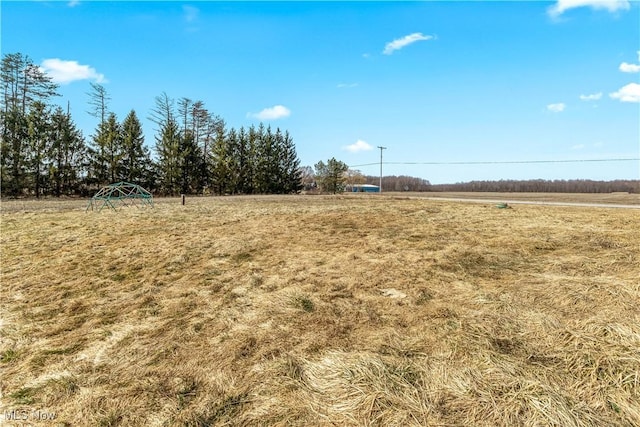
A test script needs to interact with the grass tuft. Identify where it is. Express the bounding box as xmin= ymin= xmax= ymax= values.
xmin=292 ymin=295 xmax=315 ymax=312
